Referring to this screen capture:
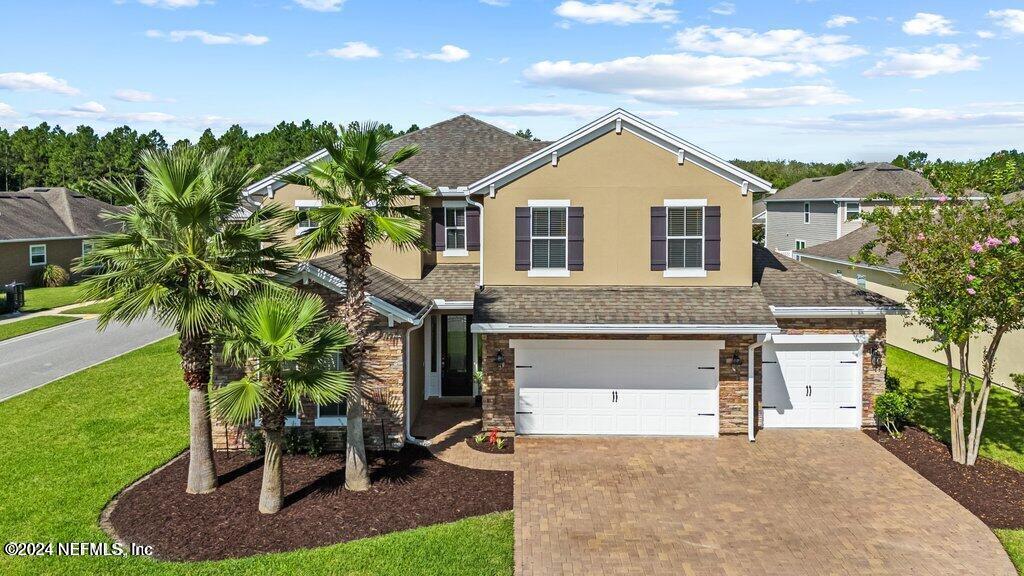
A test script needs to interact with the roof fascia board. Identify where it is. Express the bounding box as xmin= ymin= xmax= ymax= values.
xmin=470 ymin=322 xmax=781 ymax=334
xmin=465 ymin=109 xmax=775 ymax=195
xmin=0 ymin=235 xmax=92 ymax=243
xmin=794 ymin=252 xmax=902 ymax=275
xmin=766 ymin=196 xmax=985 ymax=203
xmin=281 ymin=263 xmax=427 ymax=324
xmin=770 ymin=306 xmax=906 ymax=318
xmin=244 ymin=150 xmax=430 ymax=197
